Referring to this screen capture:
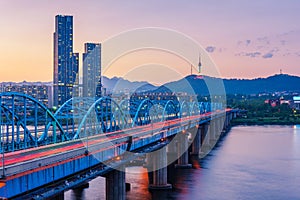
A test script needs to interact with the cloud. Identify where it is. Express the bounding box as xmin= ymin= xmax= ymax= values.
xmin=262 ymin=53 xmax=273 ymax=59
xmin=235 ymin=52 xmax=261 ymax=58
xmin=206 ymin=46 xmax=216 ymax=53
xmin=257 ymin=36 xmax=270 ymax=45
xmin=246 ymin=39 xmax=251 ymax=46
xmin=280 ymin=40 xmax=286 ymax=46
xmin=237 ymin=39 xmax=251 ymax=47
xmin=245 ymin=52 xmax=261 ymax=57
